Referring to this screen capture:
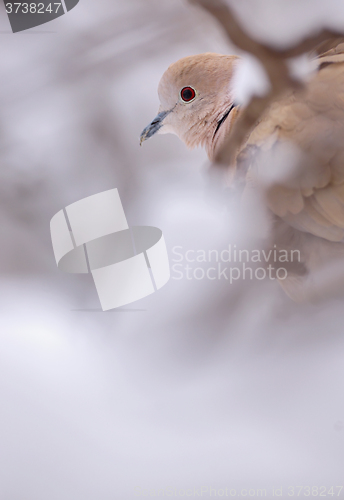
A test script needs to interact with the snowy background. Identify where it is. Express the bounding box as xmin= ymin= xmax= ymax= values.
xmin=0 ymin=1 xmax=344 ymax=499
